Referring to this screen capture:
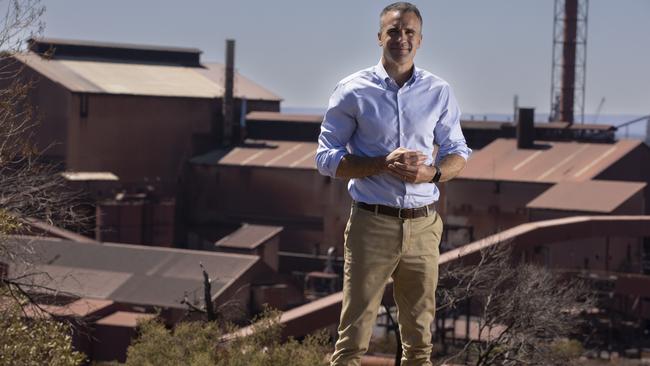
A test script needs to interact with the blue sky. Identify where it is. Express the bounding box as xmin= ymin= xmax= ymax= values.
xmin=41 ymin=0 xmax=649 ymax=116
